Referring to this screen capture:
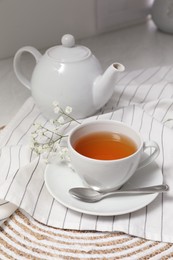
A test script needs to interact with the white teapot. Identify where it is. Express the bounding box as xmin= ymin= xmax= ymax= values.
xmin=14 ymin=34 xmax=125 ymax=119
